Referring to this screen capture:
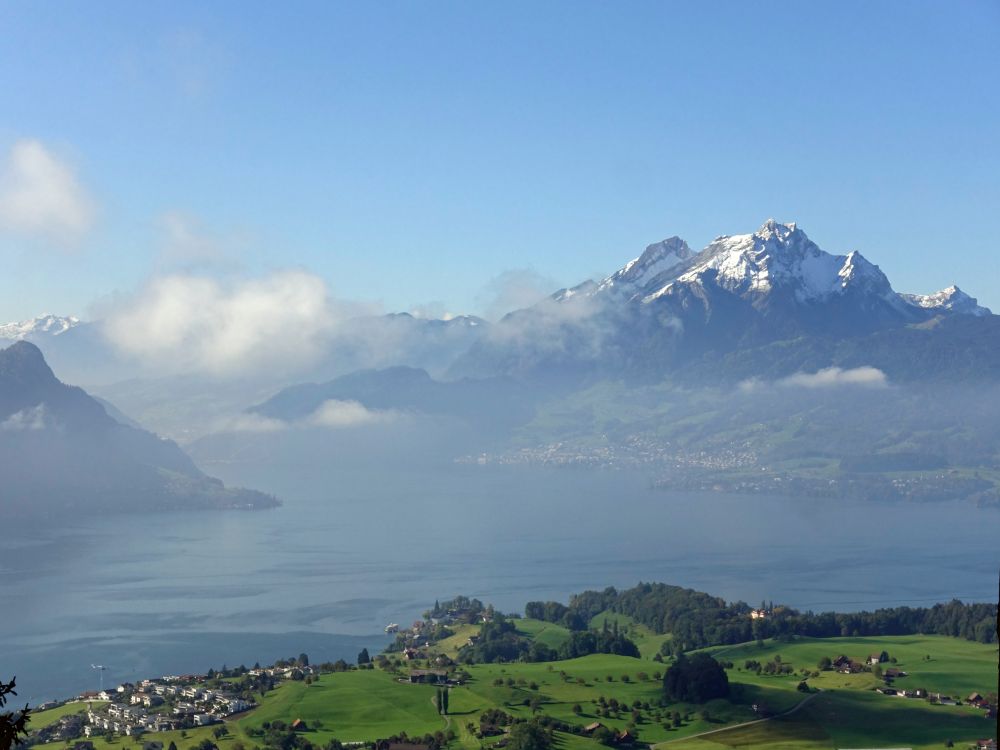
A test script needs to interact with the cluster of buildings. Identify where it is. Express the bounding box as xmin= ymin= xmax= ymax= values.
xmin=462 ymin=437 xmax=759 ymax=473
xmin=69 ymin=677 xmax=255 ymax=740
